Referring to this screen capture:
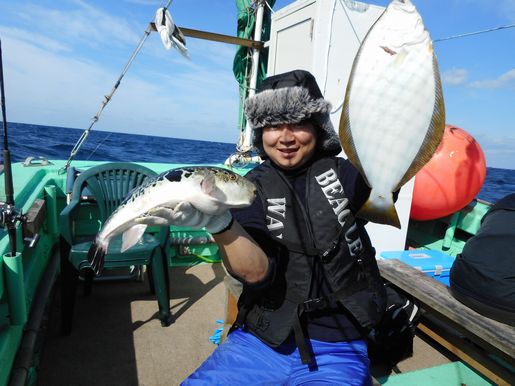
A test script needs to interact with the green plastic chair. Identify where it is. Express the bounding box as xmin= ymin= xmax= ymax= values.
xmin=59 ymin=162 xmax=172 ymax=334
